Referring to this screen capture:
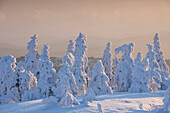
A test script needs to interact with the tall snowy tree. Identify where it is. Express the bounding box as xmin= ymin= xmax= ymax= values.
xmin=102 ymin=42 xmax=114 ymax=88
xmin=153 ymin=33 xmax=169 ymax=89
xmin=128 ymin=52 xmax=152 ymax=93
xmin=24 ymin=34 xmax=39 ymax=76
xmin=88 ymin=60 xmax=112 ymax=95
xmin=0 ymin=55 xmax=19 ymax=104
xmin=114 ymin=43 xmax=134 ymax=92
xmin=67 ymin=40 xmax=74 ymax=54
xmin=52 ymin=53 xmax=78 ymax=98
xmin=144 ymin=44 xmax=162 ymax=86
xmin=36 ymin=44 xmax=57 ymax=98
xmin=72 ymin=33 xmax=88 ymax=96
